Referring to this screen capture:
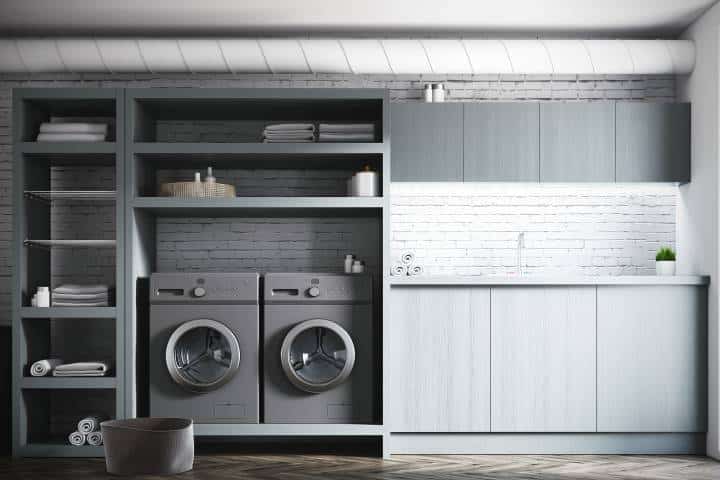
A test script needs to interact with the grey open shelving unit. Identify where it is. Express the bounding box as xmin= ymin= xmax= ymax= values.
xmin=12 ymin=88 xmax=125 ymax=457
